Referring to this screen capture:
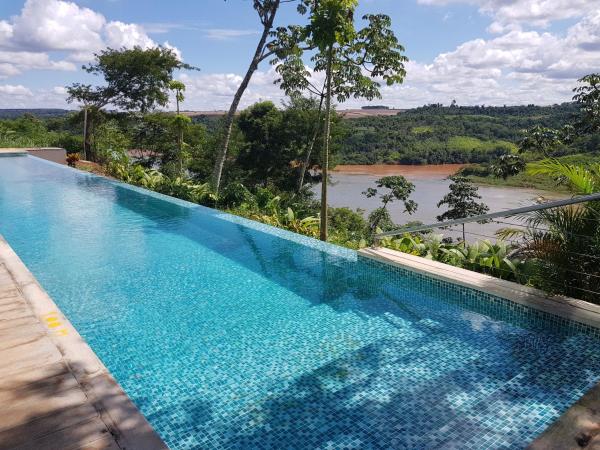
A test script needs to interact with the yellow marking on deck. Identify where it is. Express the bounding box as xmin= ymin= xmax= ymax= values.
xmin=41 ymin=313 xmax=68 ymax=335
